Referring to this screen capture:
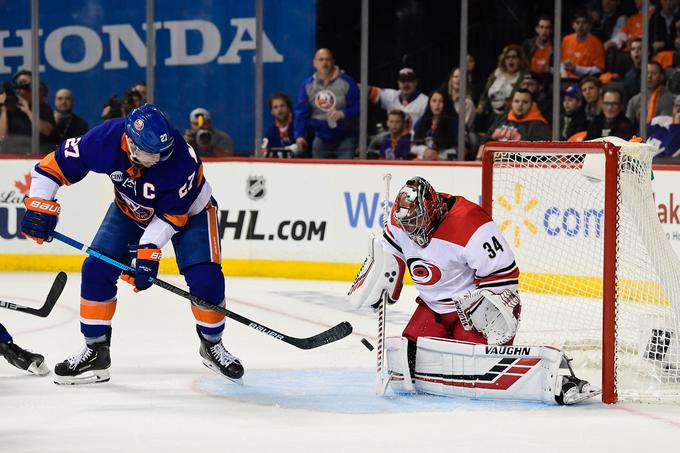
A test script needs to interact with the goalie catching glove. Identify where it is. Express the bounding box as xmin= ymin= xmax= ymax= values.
xmin=453 ymin=288 xmax=520 ymax=345
xmin=348 ymin=234 xmax=405 ymax=309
